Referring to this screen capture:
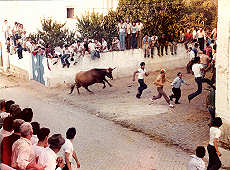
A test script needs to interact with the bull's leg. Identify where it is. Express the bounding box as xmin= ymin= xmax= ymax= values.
xmin=104 ymin=79 xmax=112 ymax=87
xmin=76 ymin=83 xmax=81 ymax=95
xmin=84 ymin=86 xmax=93 ymax=93
xmin=69 ymin=84 xmax=75 ymax=94
xmin=102 ymin=81 xmax=106 ymax=89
